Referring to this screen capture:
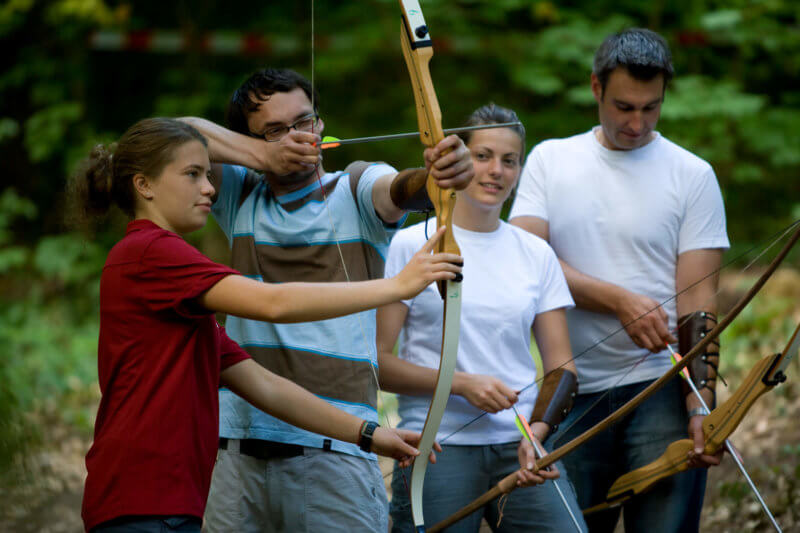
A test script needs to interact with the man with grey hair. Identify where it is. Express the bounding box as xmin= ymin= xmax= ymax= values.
xmin=511 ymin=28 xmax=728 ymax=532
